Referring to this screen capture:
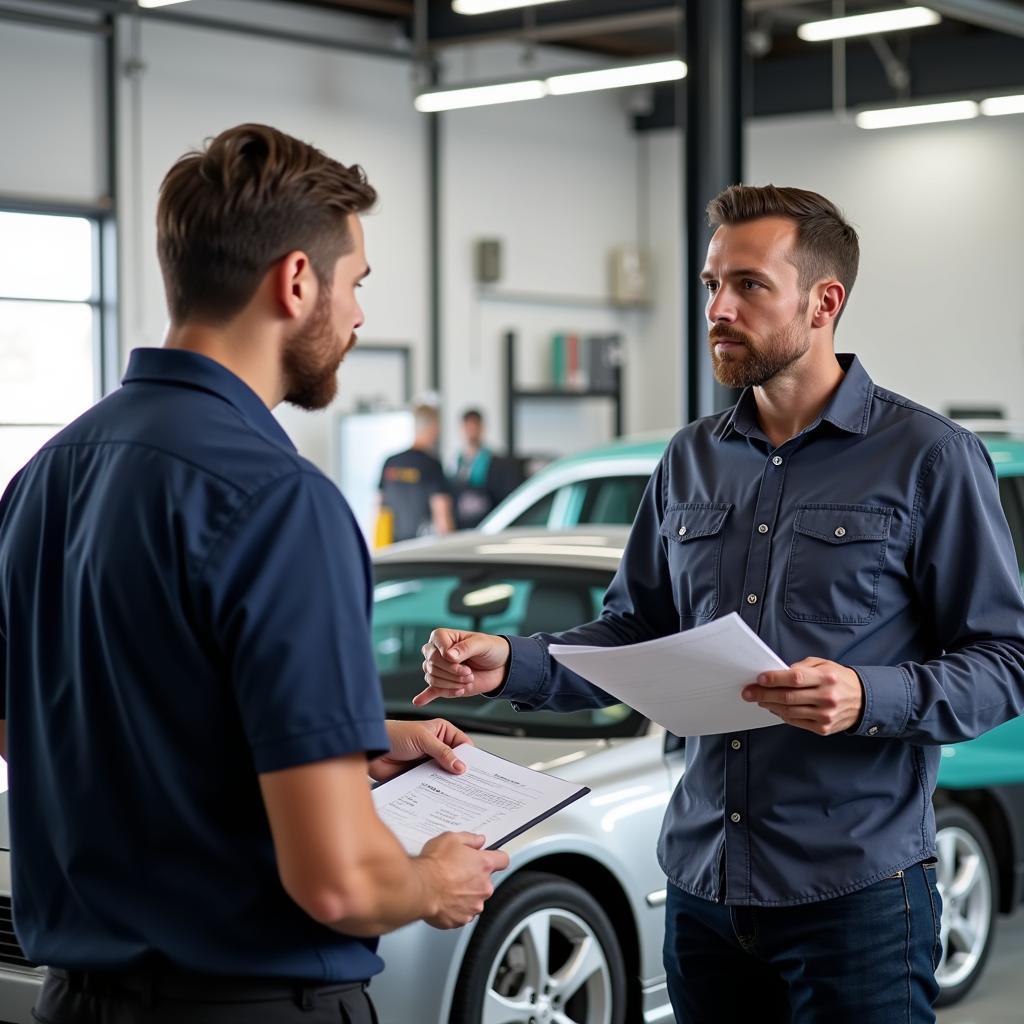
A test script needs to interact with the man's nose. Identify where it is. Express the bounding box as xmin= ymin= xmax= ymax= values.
xmin=707 ymin=287 xmax=736 ymax=324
